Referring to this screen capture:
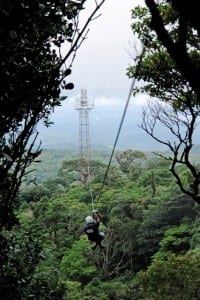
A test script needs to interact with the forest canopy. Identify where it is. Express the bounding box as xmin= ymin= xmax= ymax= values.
xmin=1 ymin=0 xmax=200 ymax=299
